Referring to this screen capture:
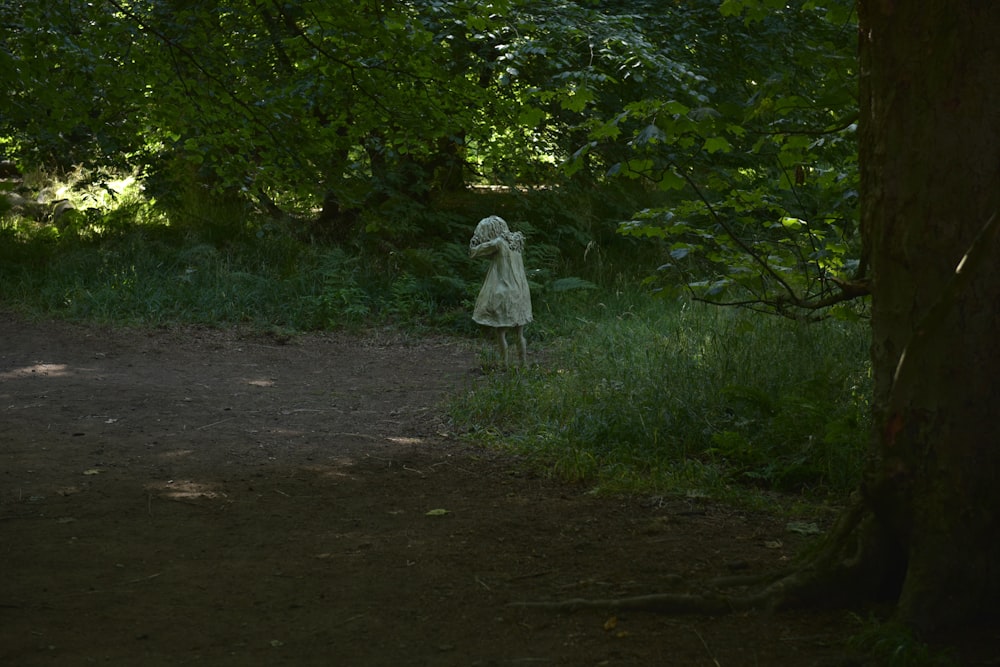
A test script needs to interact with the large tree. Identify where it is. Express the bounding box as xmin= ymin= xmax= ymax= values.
xmin=719 ymin=0 xmax=1000 ymax=631
xmin=856 ymin=0 xmax=1000 ymax=630
xmin=523 ymin=0 xmax=1000 ymax=637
